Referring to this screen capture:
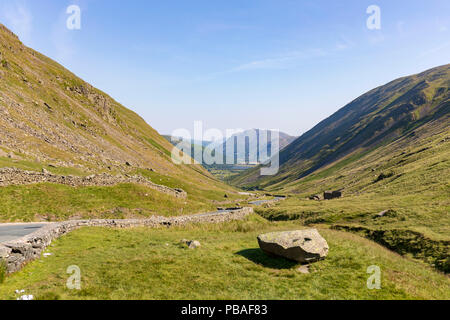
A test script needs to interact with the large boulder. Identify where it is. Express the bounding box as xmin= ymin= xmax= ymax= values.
xmin=257 ymin=229 xmax=329 ymax=263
